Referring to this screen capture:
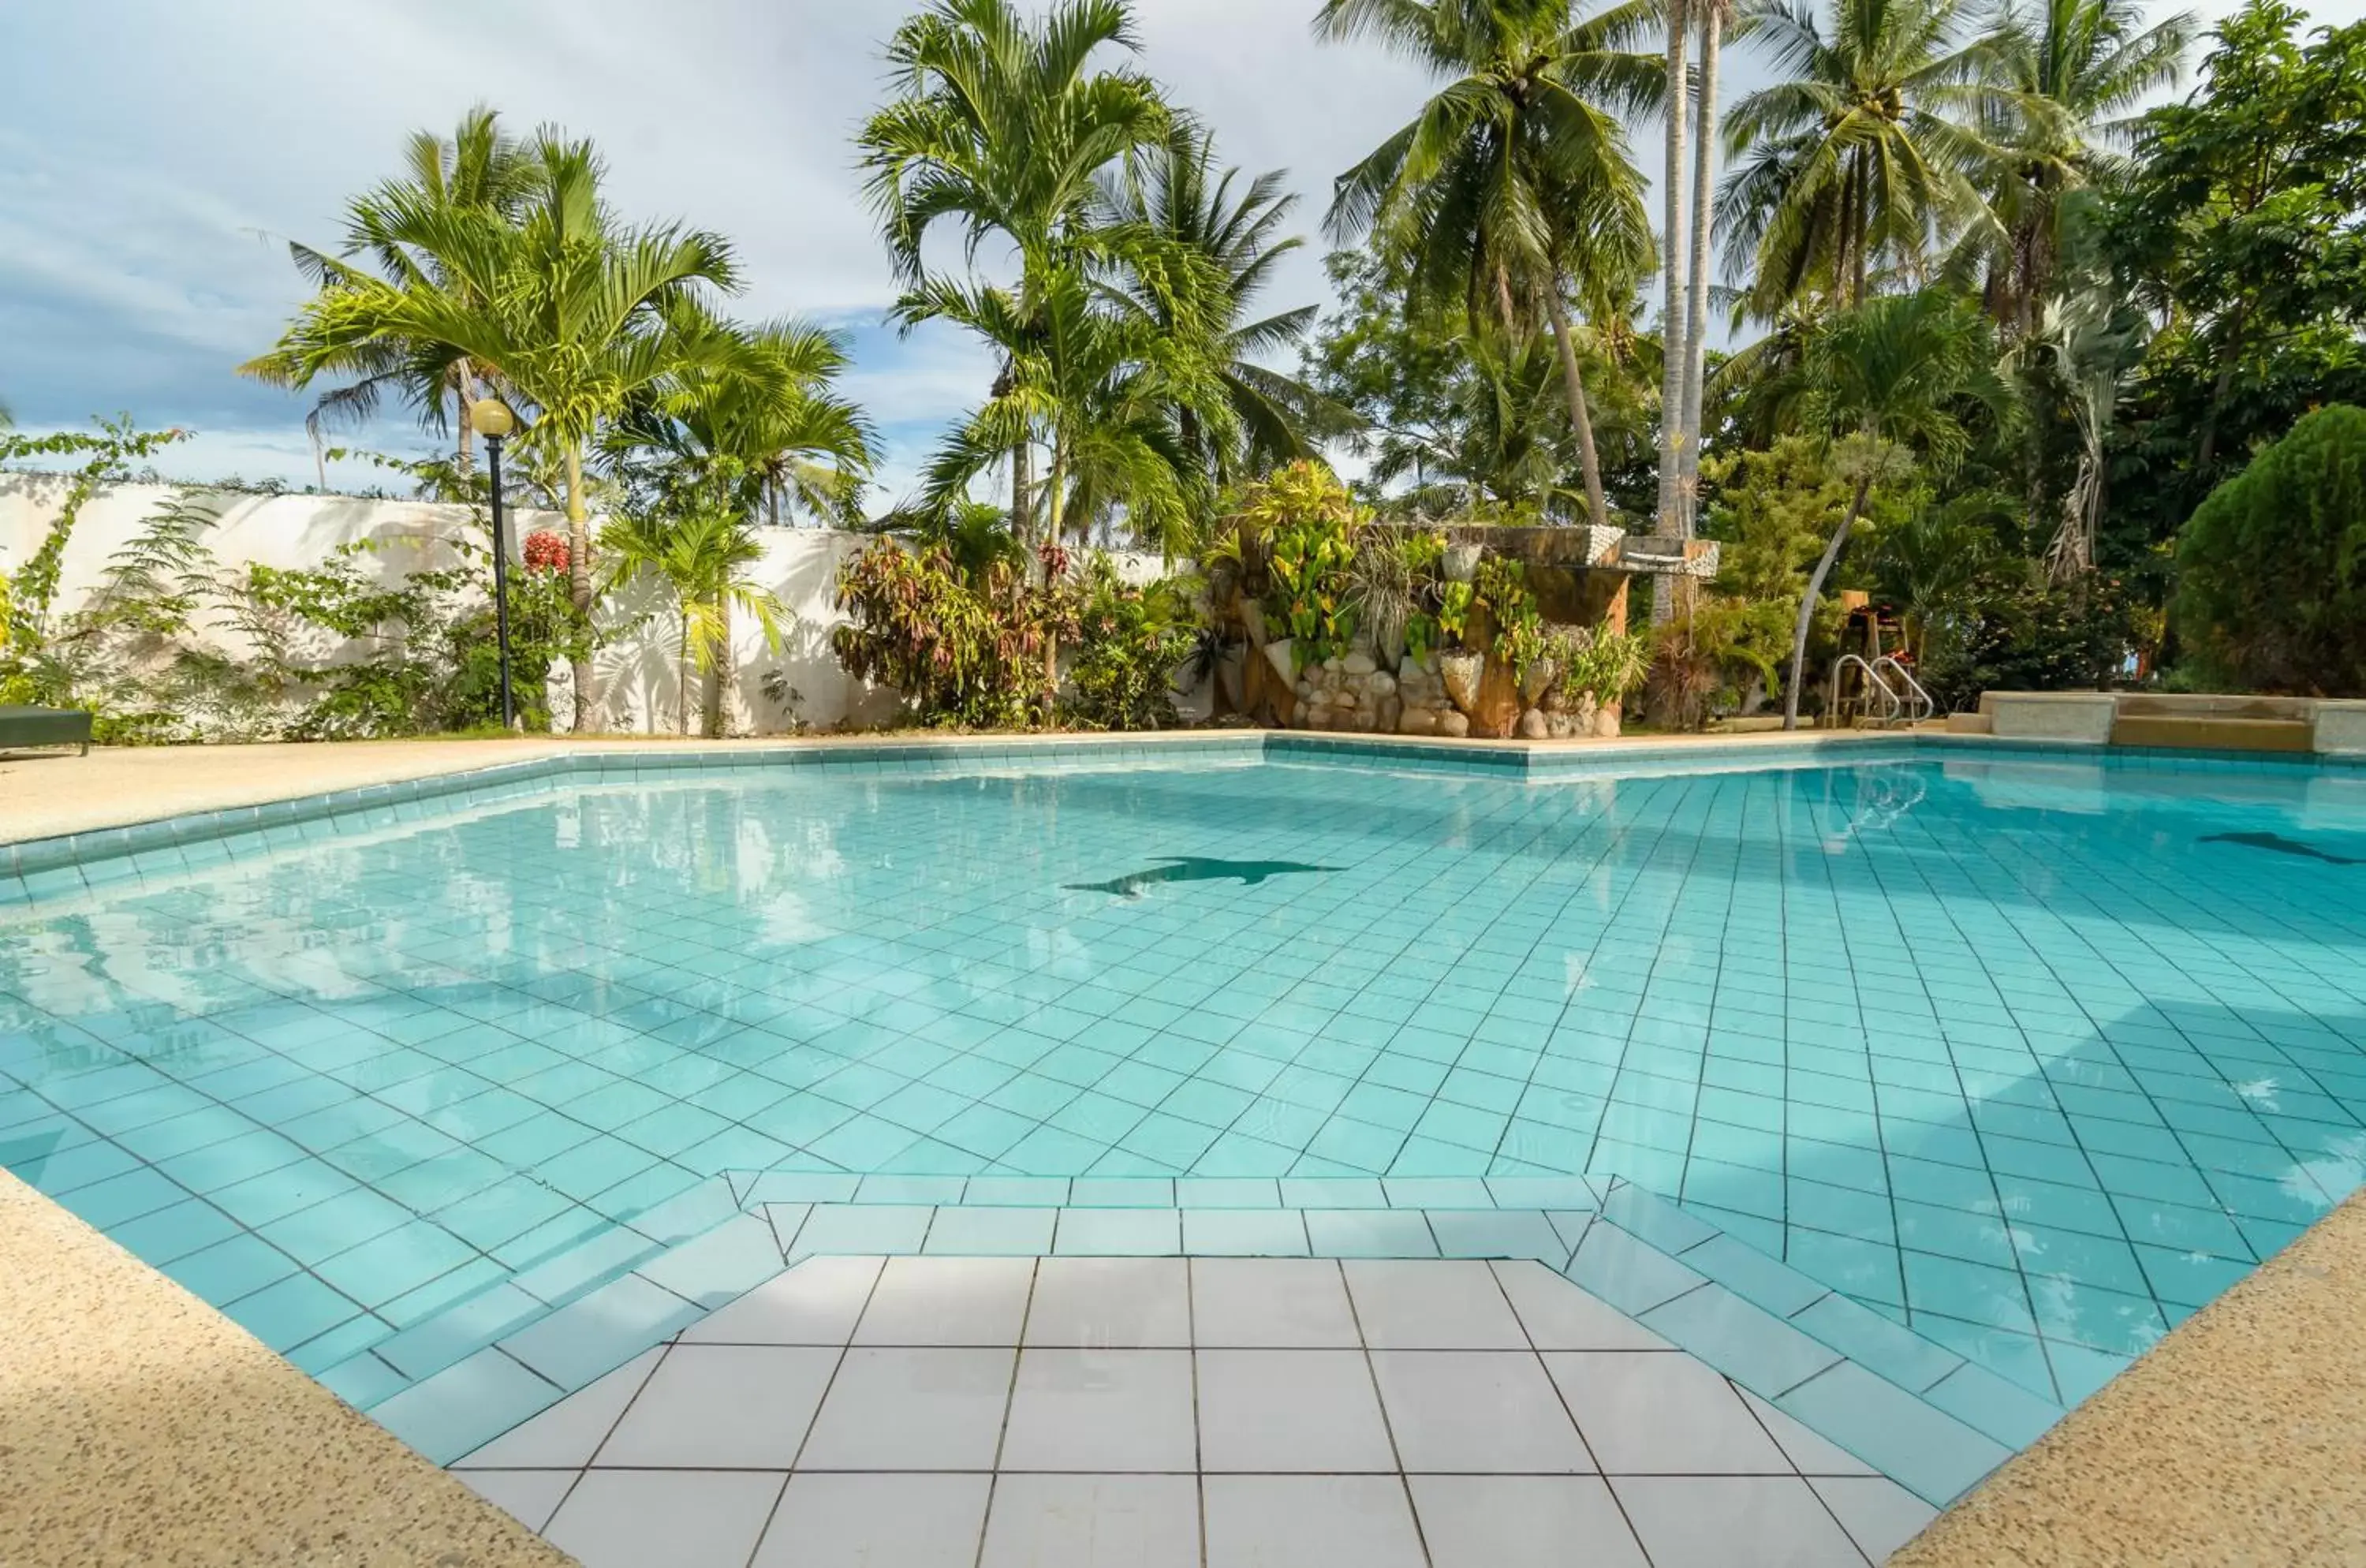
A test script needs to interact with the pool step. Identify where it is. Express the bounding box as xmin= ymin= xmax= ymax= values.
xmin=314 ymin=1177 xmax=767 ymax=1421
xmin=1569 ymin=1180 xmax=2064 ymax=1505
